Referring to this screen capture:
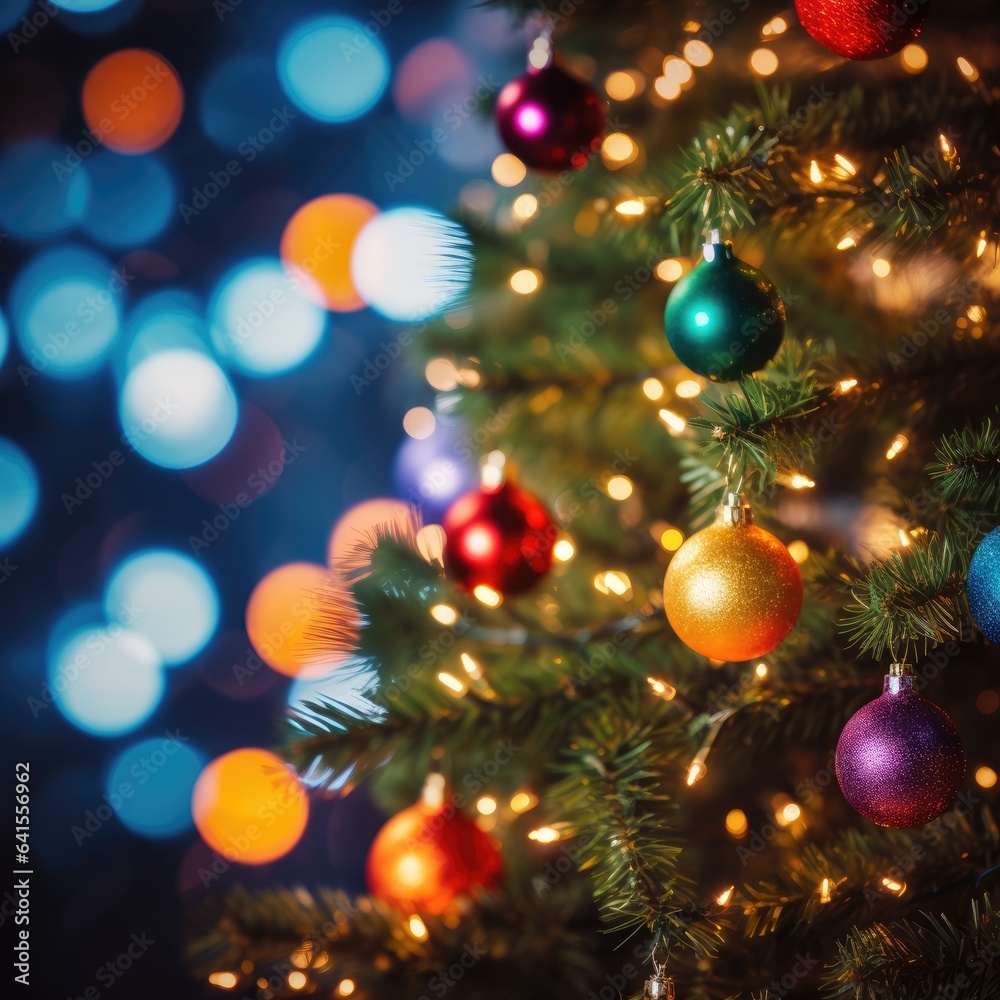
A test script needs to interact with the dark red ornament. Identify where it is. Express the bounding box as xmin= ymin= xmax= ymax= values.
xmin=443 ymin=478 xmax=554 ymax=594
xmin=794 ymin=0 xmax=930 ymax=60
xmin=835 ymin=665 xmax=965 ymax=828
xmin=495 ymin=61 xmax=605 ymax=173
